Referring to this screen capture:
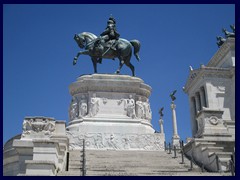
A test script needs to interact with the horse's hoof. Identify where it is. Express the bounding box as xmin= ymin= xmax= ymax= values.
xmin=73 ymin=60 xmax=77 ymax=65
